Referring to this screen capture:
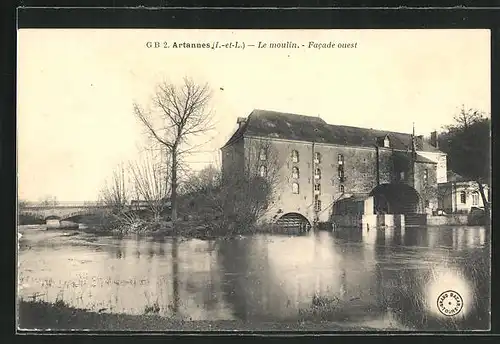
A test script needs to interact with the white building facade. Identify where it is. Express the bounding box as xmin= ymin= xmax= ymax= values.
xmin=438 ymin=171 xmax=489 ymax=214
